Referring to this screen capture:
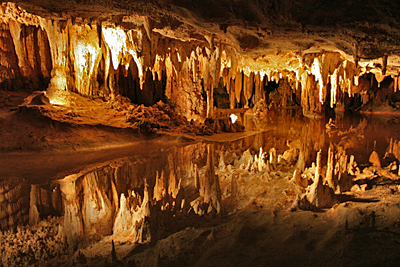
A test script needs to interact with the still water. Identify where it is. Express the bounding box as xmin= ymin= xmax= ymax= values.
xmin=1 ymin=109 xmax=399 ymax=250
